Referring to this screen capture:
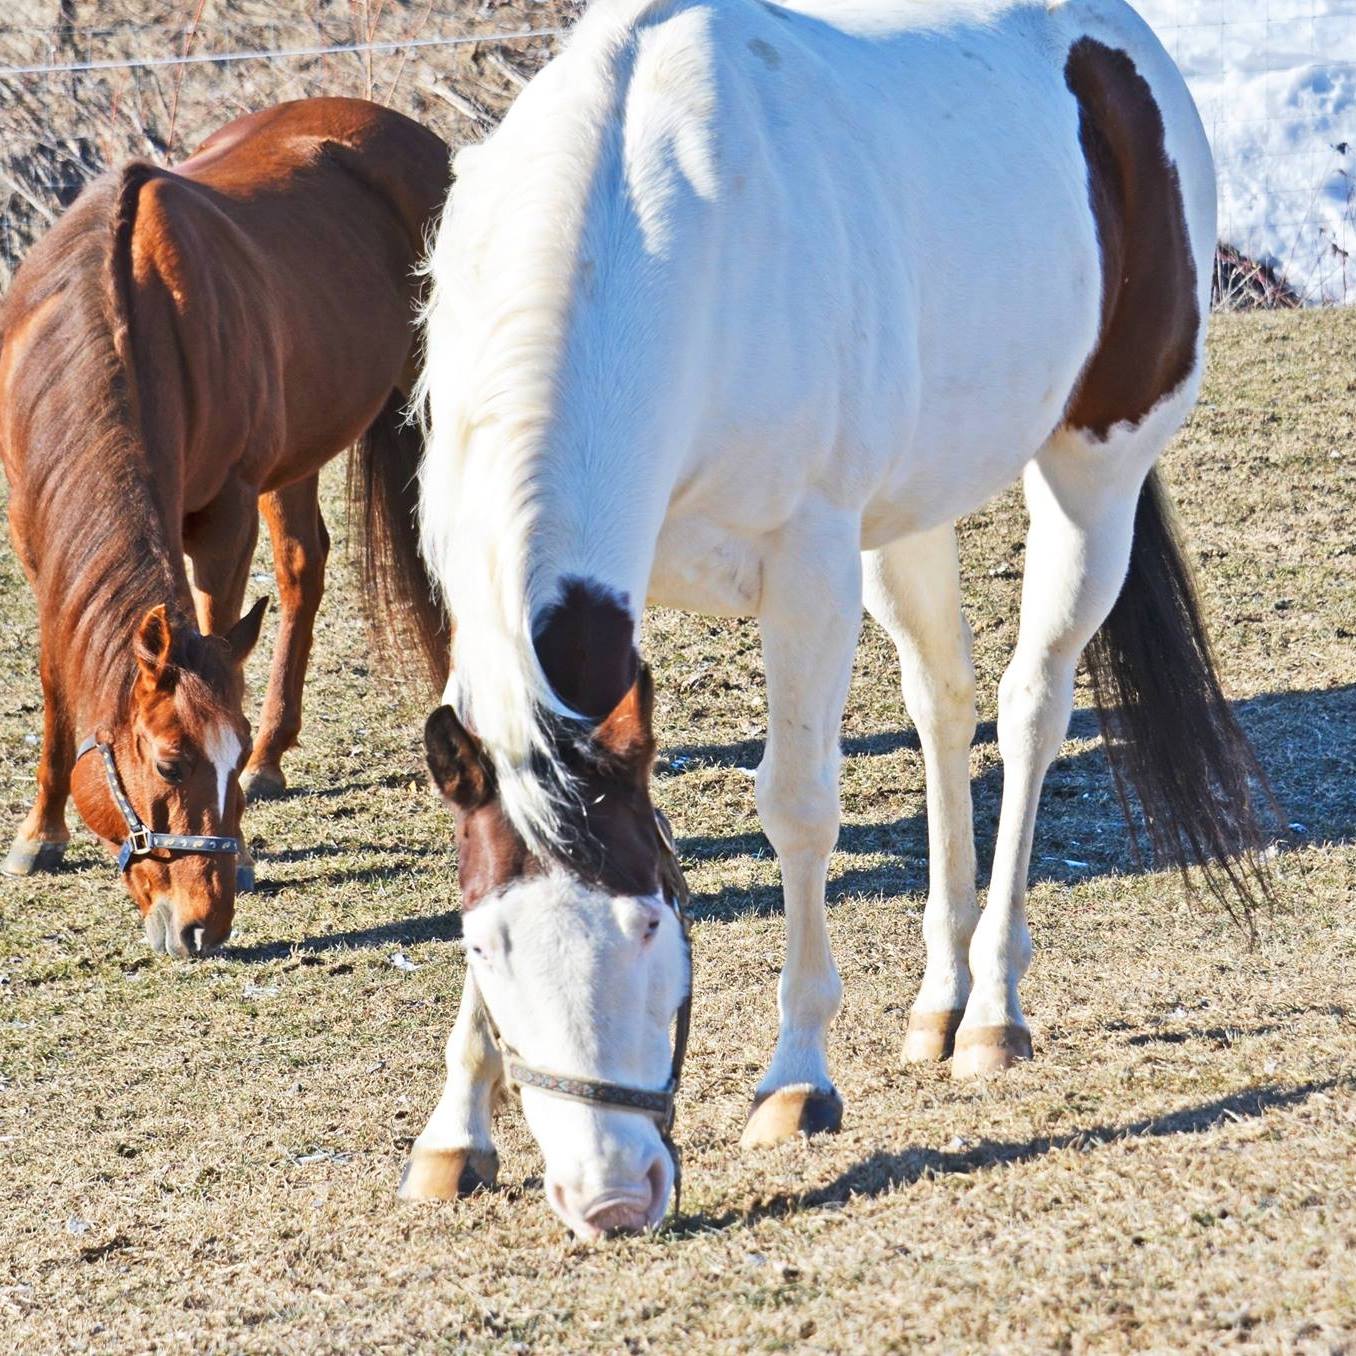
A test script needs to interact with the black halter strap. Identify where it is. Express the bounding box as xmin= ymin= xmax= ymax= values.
xmin=75 ymin=737 xmax=241 ymax=873
xmin=488 ymin=806 xmax=694 ymax=1210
